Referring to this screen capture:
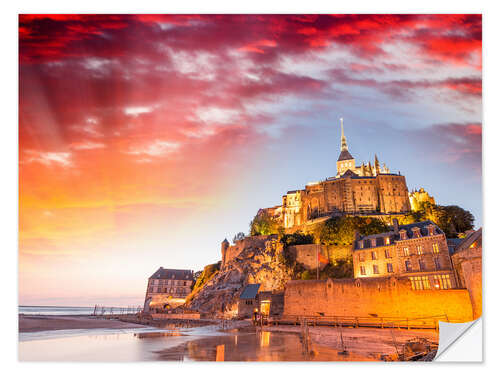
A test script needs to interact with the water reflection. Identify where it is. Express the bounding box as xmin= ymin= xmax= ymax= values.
xmin=156 ymin=330 xmax=374 ymax=361
xmin=20 ymin=328 xmax=376 ymax=362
